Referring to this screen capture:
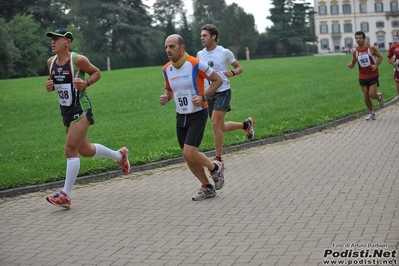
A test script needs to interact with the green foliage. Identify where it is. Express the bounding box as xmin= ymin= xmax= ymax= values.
xmin=179 ymin=13 xmax=196 ymax=56
xmin=7 ymin=14 xmax=48 ymax=78
xmin=0 ymin=0 xmax=28 ymax=22
xmin=67 ymin=0 xmax=156 ymax=69
xmin=268 ymin=0 xmax=315 ymax=56
xmin=28 ymin=0 xmax=71 ymax=30
xmin=255 ymin=33 xmax=277 ymax=57
xmin=0 ymin=18 xmax=20 ymax=78
xmin=144 ymin=26 xmax=169 ymax=66
xmin=0 ymin=0 xmax=71 ymax=29
xmin=218 ymin=3 xmax=259 ymax=59
xmin=97 ymin=0 xmax=154 ymax=66
xmin=164 ymin=20 xmax=176 ymax=36
xmin=192 ymin=0 xmax=259 ymax=60
xmin=152 ymin=0 xmax=183 ymax=26
xmin=0 ymin=54 xmax=396 ymax=190
xmin=192 ymin=0 xmax=227 ymax=33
